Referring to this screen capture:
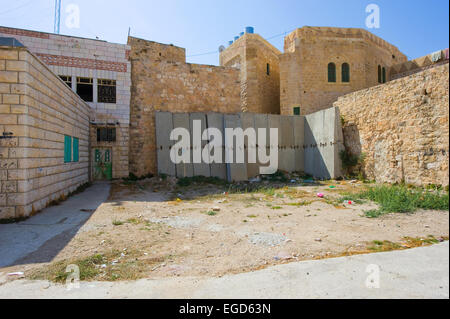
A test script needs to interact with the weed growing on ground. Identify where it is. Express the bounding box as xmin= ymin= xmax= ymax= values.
xmin=287 ymin=201 xmax=313 ymax=207
xmin=29 ymin=250 xmax=172 ymax=282
xmin=345 ymin=184 xmax=449 ymax=217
